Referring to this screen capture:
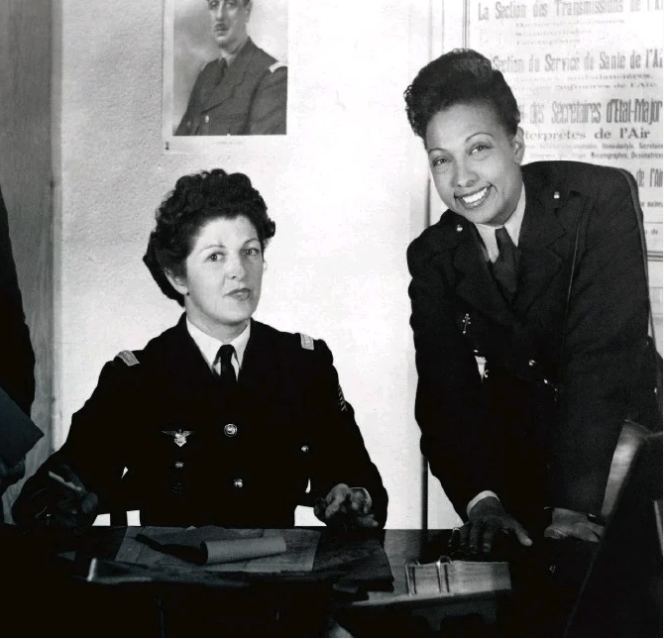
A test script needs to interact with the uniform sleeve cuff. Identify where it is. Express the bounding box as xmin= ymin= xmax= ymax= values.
xmin=467 ymin=490 xmax=500 ymax=517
